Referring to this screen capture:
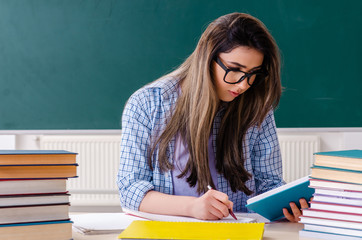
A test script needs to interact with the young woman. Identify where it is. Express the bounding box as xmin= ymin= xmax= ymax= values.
xmin=117 ymin=12 xmax=308 ymax=222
